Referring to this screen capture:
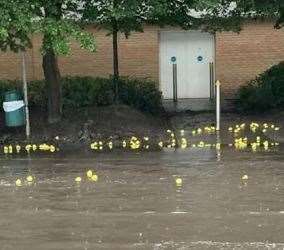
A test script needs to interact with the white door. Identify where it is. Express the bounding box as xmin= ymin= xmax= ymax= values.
xmin=160 ymin=31 xmax=214 ymax=99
